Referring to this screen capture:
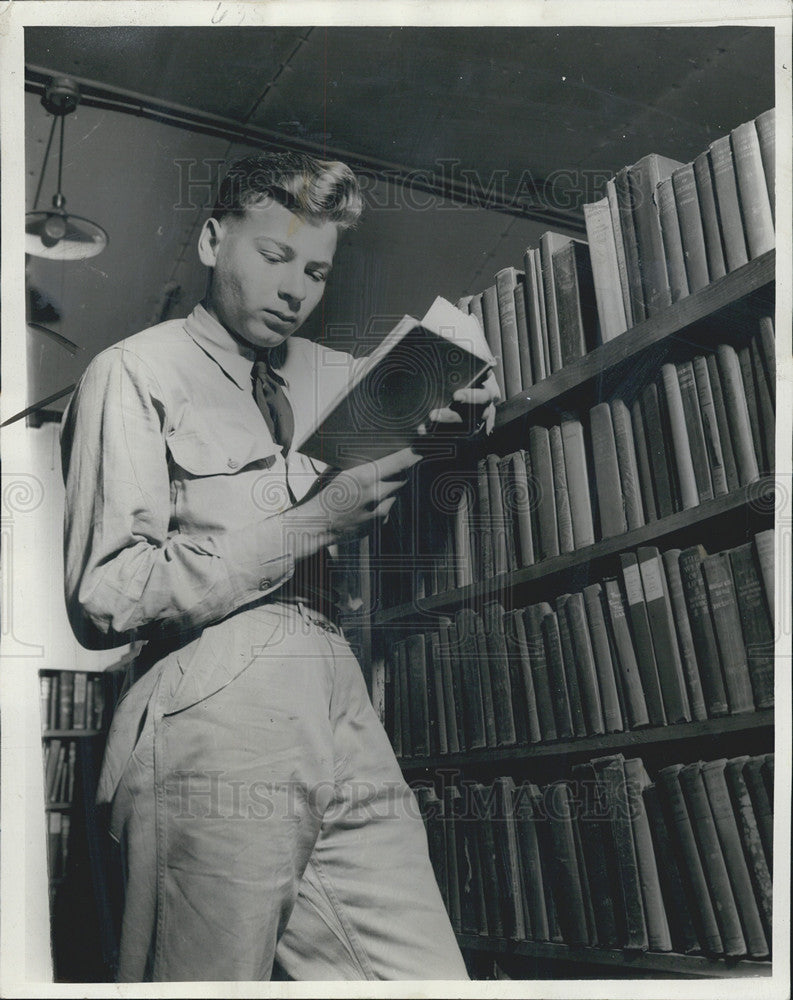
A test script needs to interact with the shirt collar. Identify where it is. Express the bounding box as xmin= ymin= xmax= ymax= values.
xmin=184 ymin=302 xmax=257 ymax=391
